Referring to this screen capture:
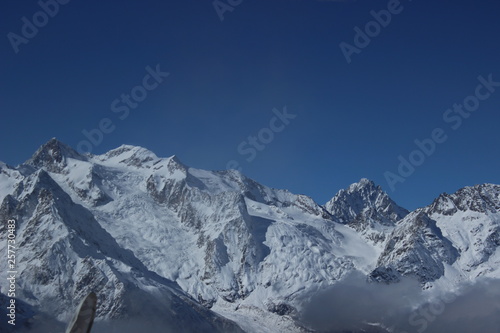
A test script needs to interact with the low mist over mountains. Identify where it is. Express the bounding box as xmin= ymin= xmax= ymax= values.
xmin=1 ymin=139 xmax=499 ymax=332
